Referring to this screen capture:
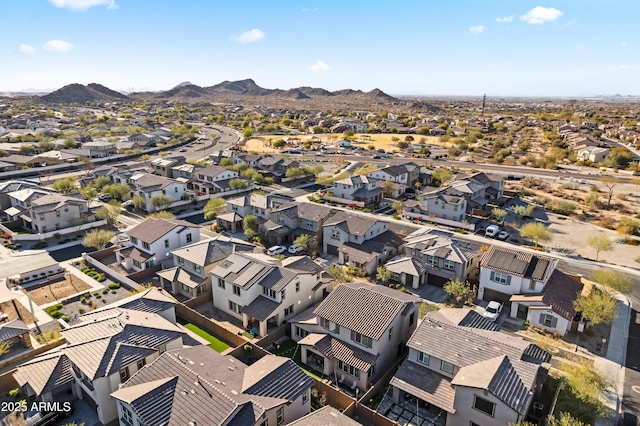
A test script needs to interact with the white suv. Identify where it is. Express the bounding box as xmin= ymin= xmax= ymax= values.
xmin=288 ymin=244 xmax=304 ymax=254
